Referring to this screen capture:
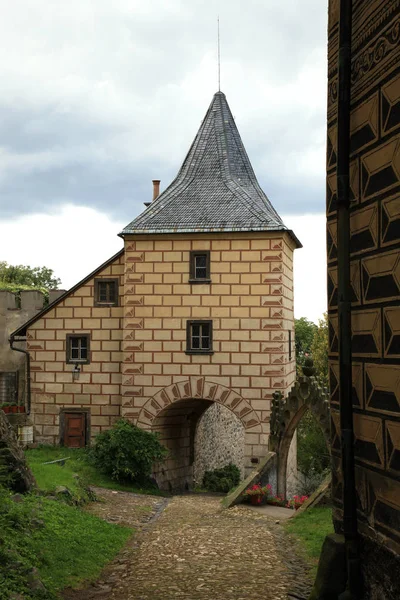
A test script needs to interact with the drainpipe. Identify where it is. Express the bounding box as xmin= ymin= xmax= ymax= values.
xmin=336 ymin=1 xmax=362 ymax=598
xmin=9 ymin=336 xmax=31 ymax=415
